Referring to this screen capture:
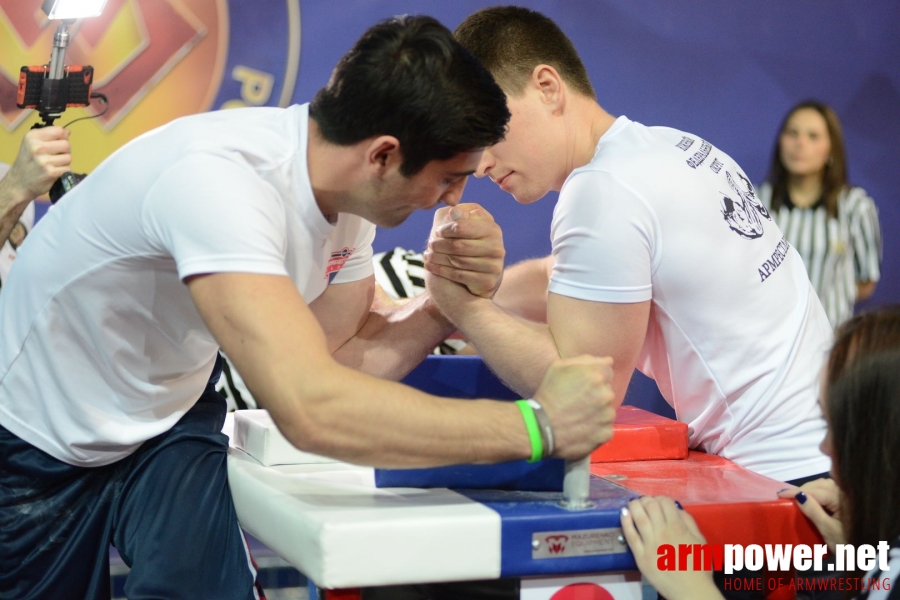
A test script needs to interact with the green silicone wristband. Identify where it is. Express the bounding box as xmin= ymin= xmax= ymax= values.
xmin=516 ymin=399 xmax=544 ymax=463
